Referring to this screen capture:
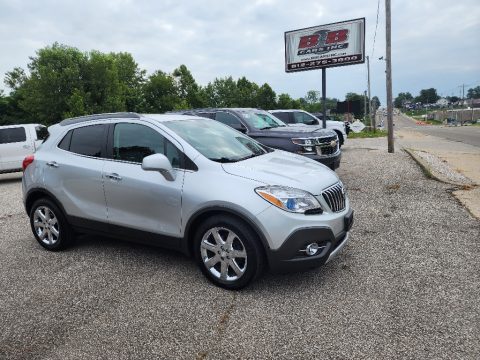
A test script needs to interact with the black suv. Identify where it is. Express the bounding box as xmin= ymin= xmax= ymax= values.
xmin=171 ymin=108 xmax=341 ymax=170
